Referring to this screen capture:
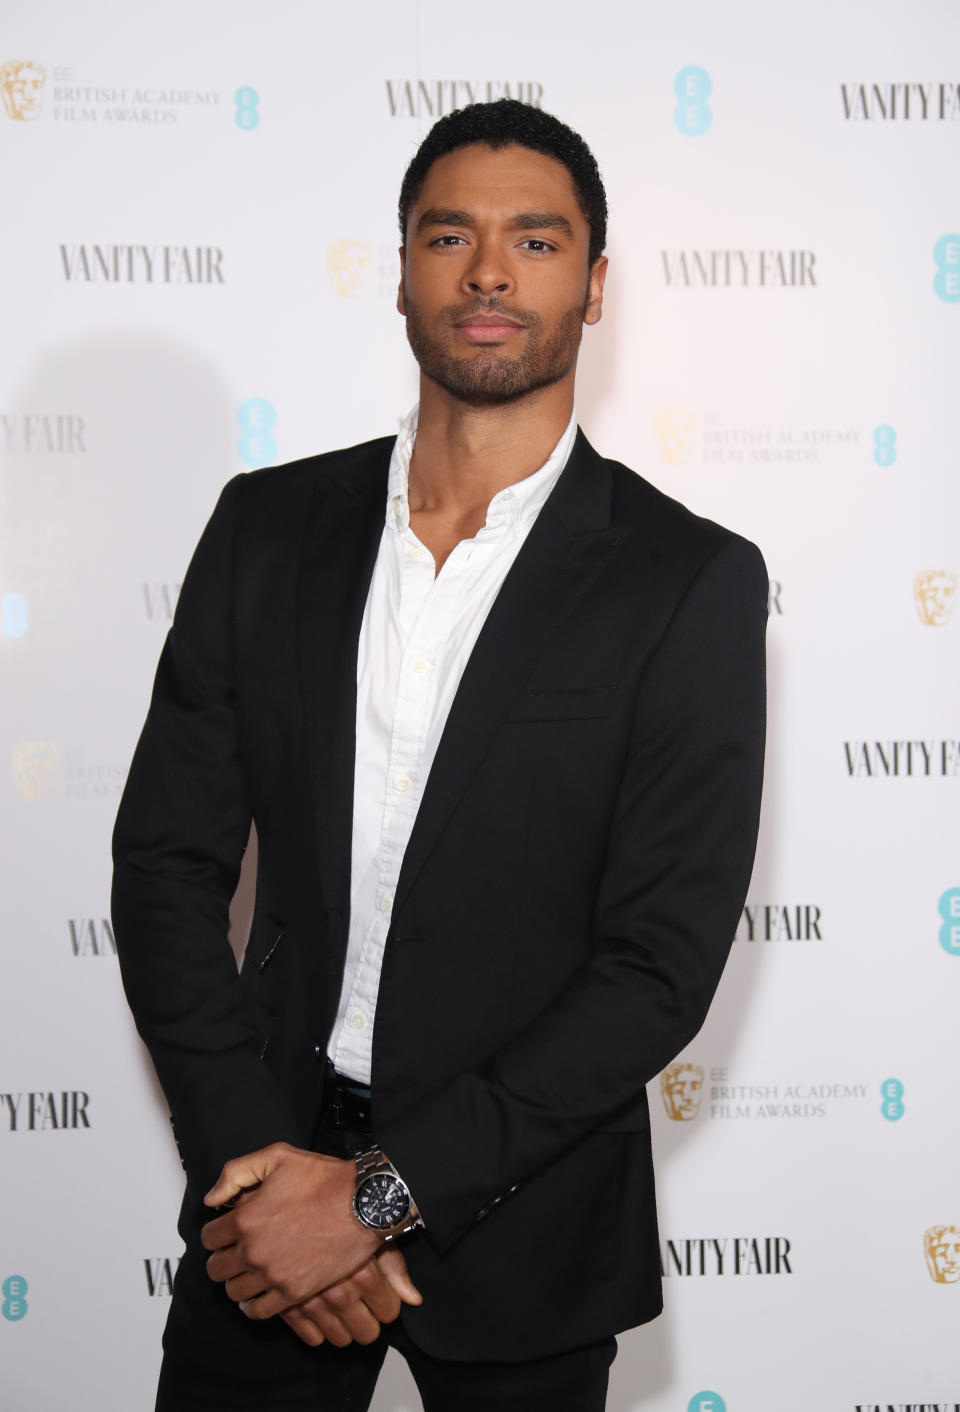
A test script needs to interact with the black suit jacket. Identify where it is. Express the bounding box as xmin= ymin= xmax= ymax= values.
xmin=112 ymin=429 xmax=767 ymax=1362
